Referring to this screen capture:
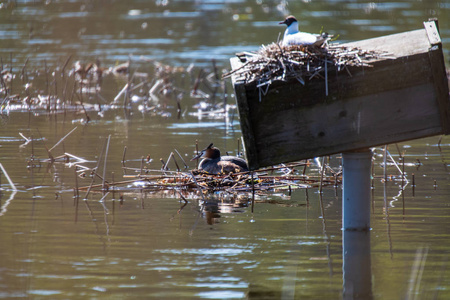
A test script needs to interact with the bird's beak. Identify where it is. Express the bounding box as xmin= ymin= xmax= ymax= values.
xmin=279 ymin=20 xmax=287 ymax=25
xmin=190 ymin=150 xmax=204 ymax=161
